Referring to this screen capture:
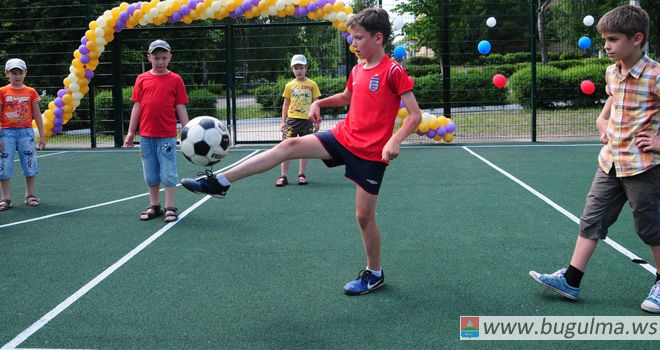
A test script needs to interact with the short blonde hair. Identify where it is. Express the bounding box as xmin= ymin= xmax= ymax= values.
xmin=597 ymin=5 xmax=649 ymax=47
